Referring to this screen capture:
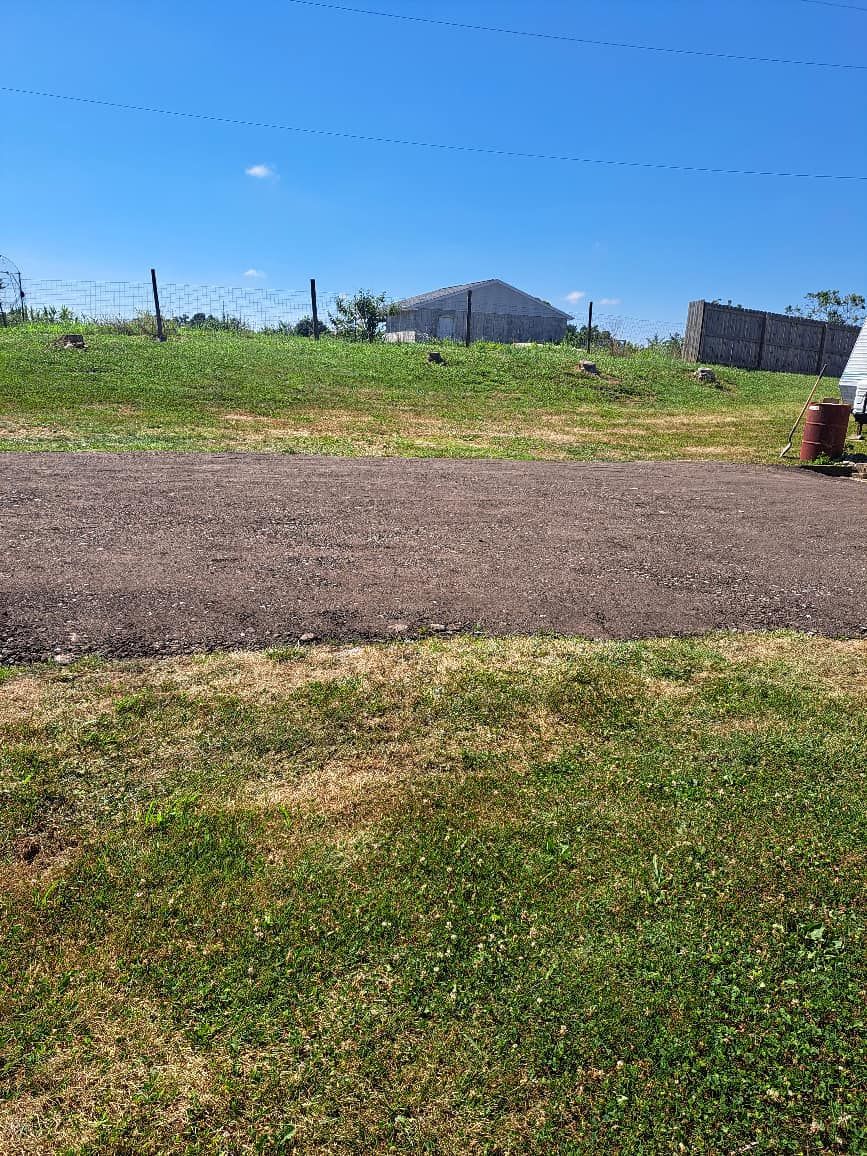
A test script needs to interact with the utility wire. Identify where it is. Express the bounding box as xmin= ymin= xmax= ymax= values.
xmin=796 ymin=0 xmax=867 ymax=12
xmin=3 ymin=85 xmax=866 ymax=182
xmin=286 ymin=0 xmax=867 ymax=70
